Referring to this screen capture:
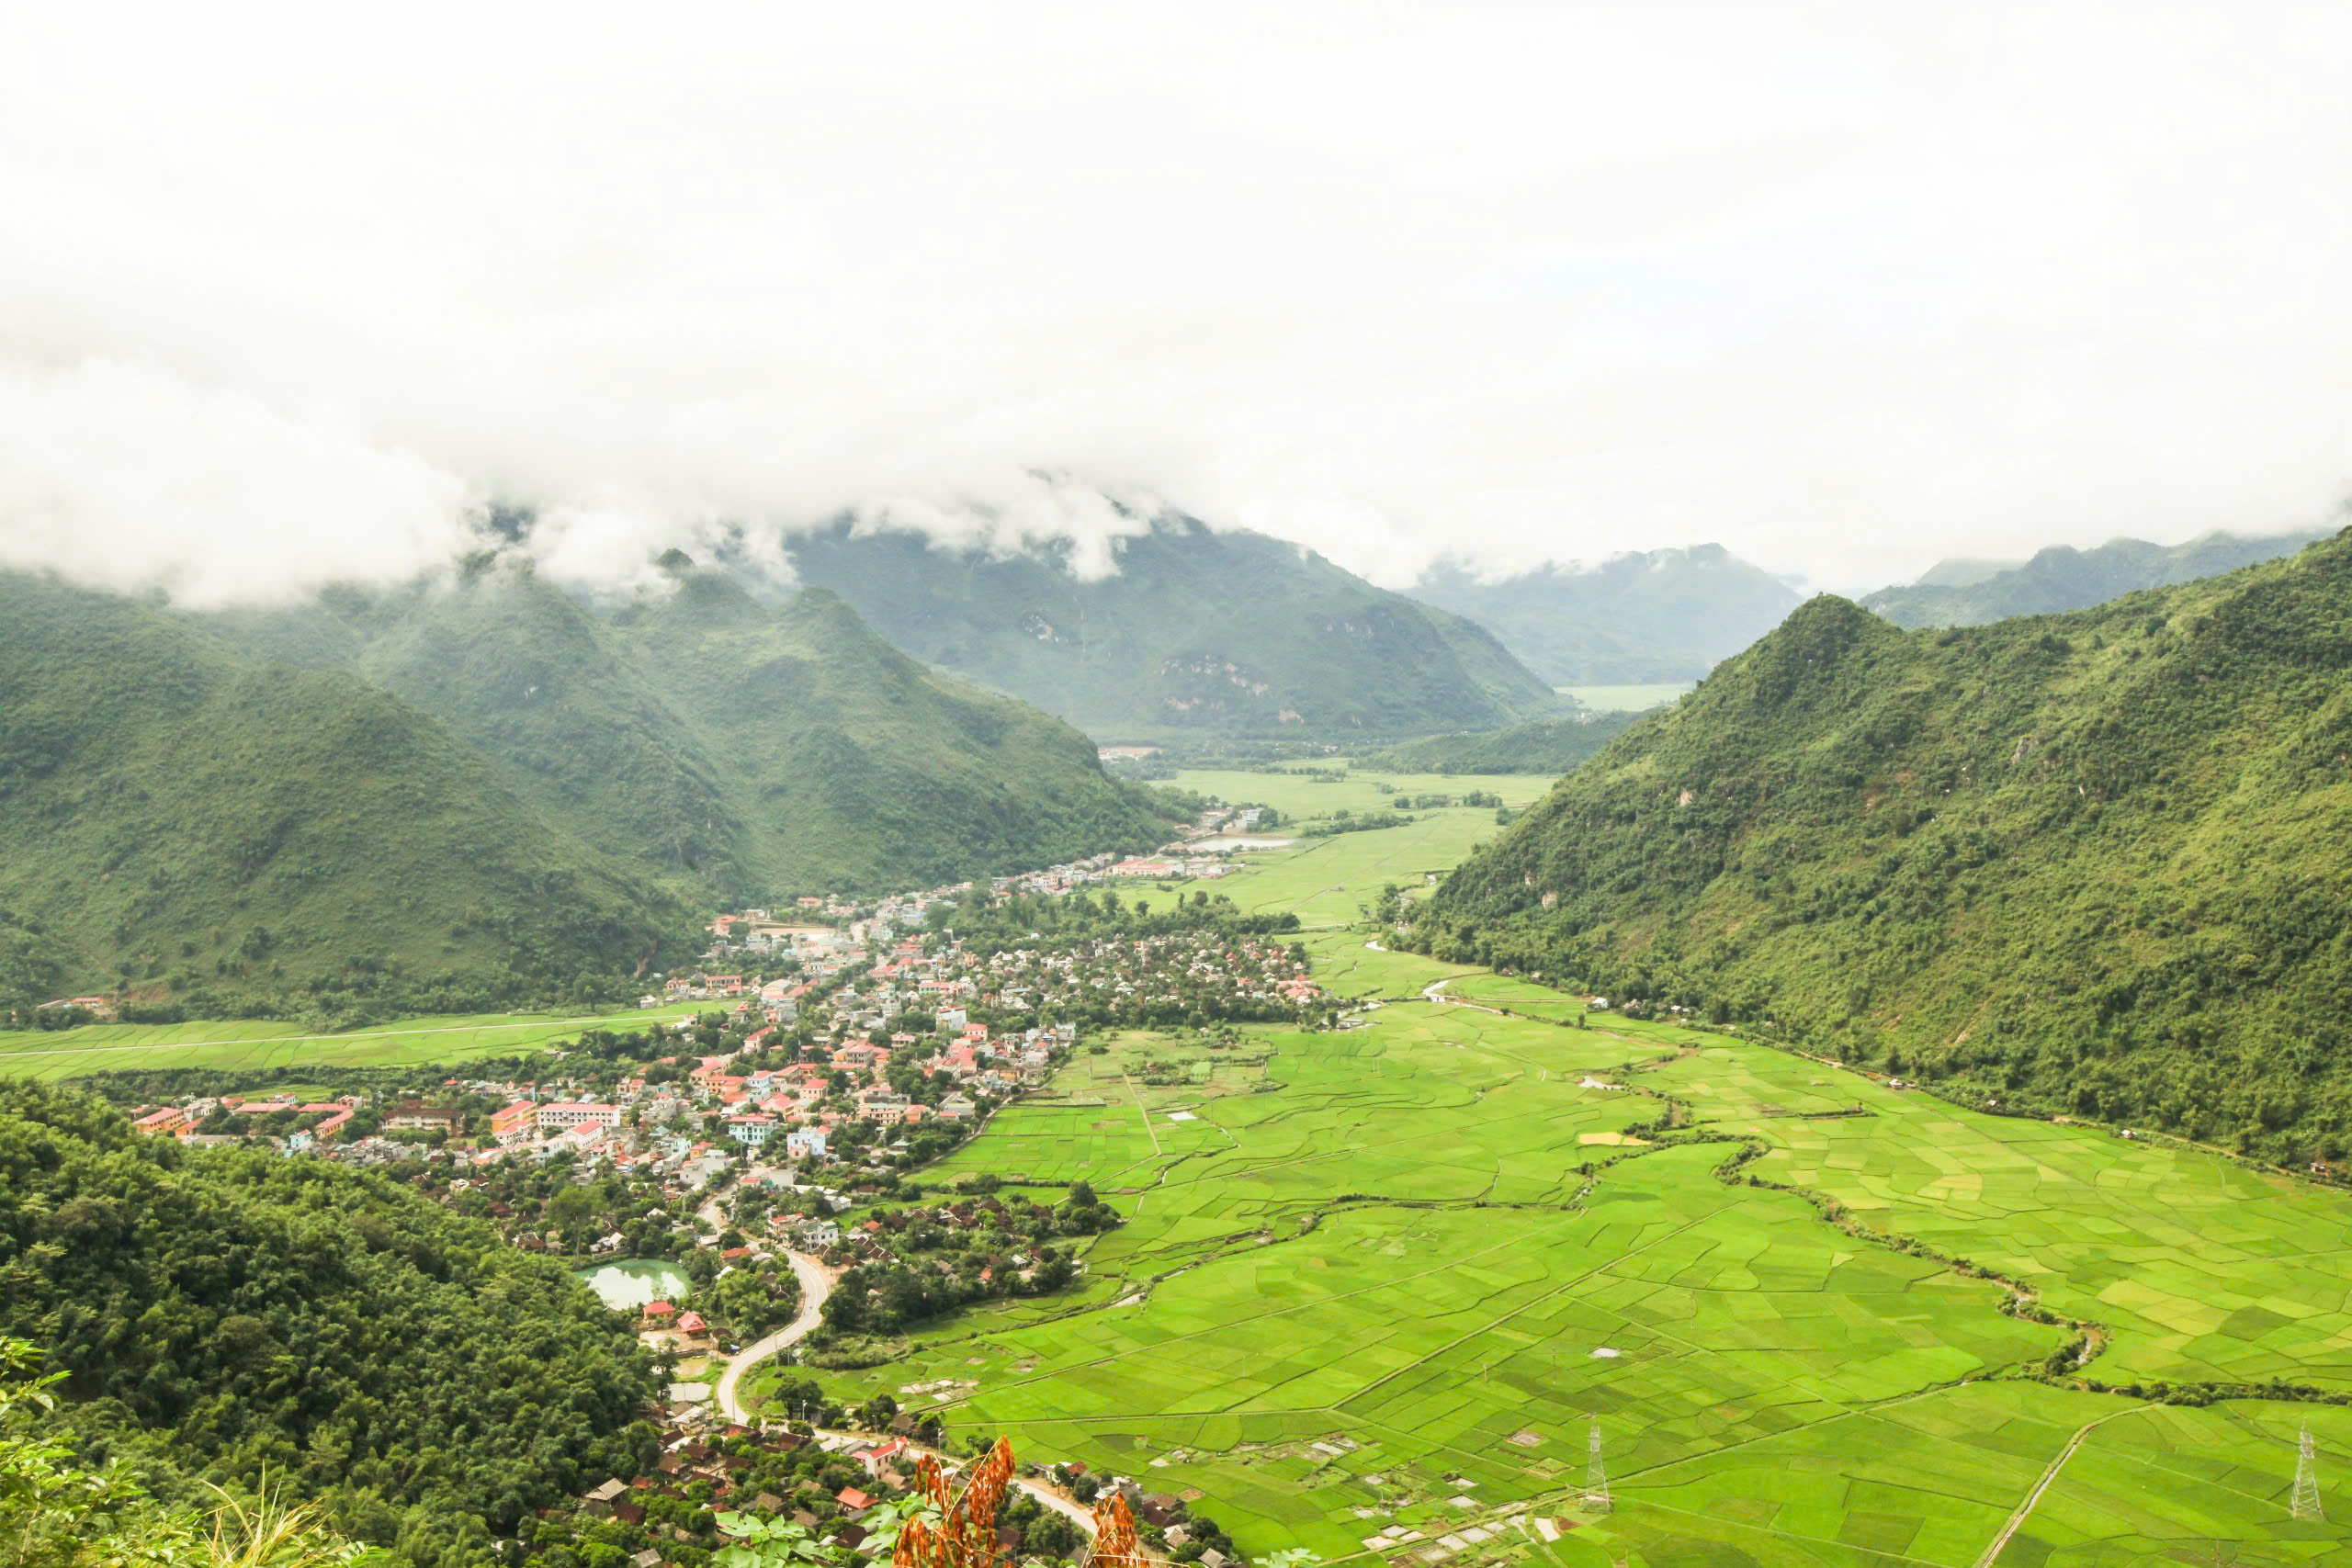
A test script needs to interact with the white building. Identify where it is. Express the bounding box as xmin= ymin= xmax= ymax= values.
xmin=537 ymin=1101 xmax=622 ymax=1134
xmin=727 ymin=1112 xmax=777 ymax=1148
